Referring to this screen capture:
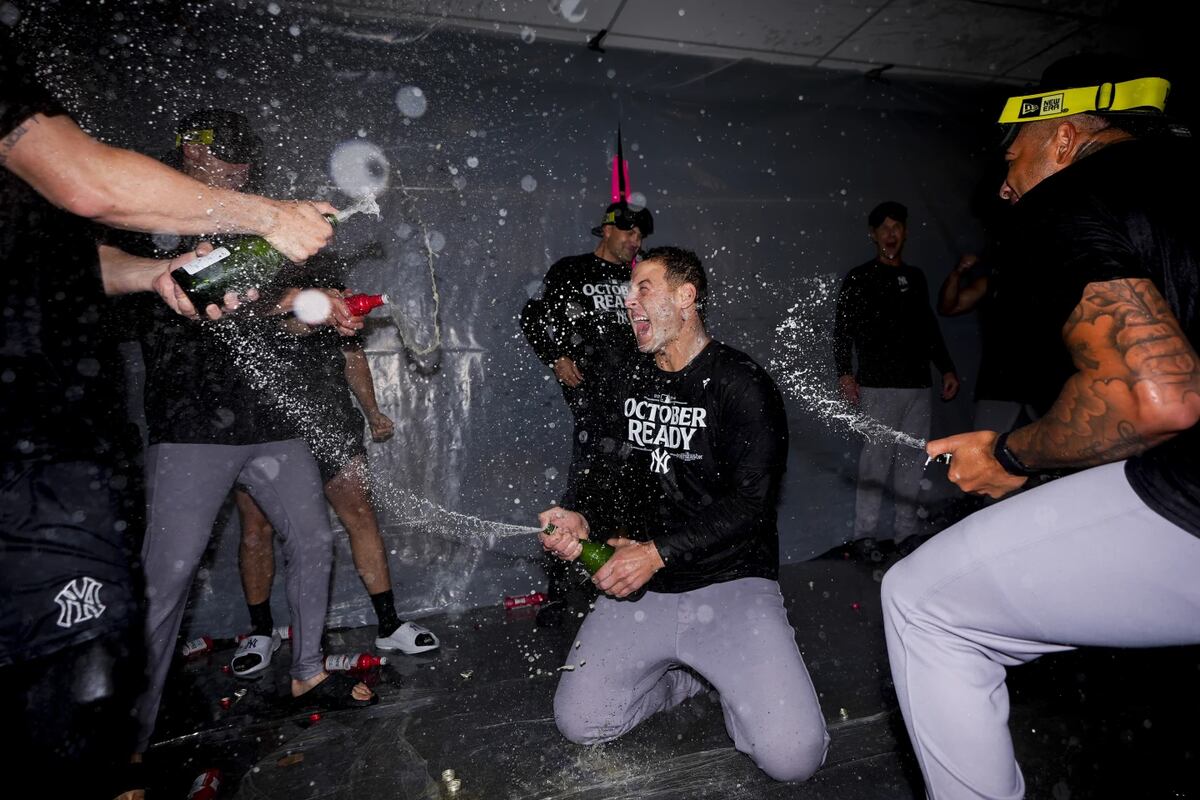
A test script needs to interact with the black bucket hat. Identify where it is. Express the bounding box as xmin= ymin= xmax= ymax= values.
xmin=175 ymin=108 xmax=263 ymax=165
xmin=591 ymin=201 xmax=654 ymax=238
